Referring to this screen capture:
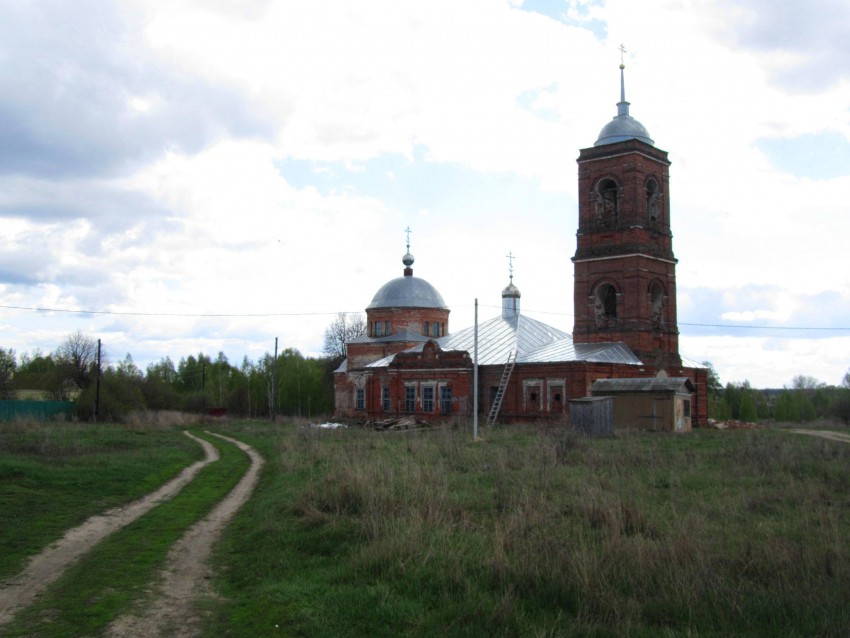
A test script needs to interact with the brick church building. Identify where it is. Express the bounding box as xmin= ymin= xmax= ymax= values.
xmin=334 ymin=64 xmax=708 ymax=428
